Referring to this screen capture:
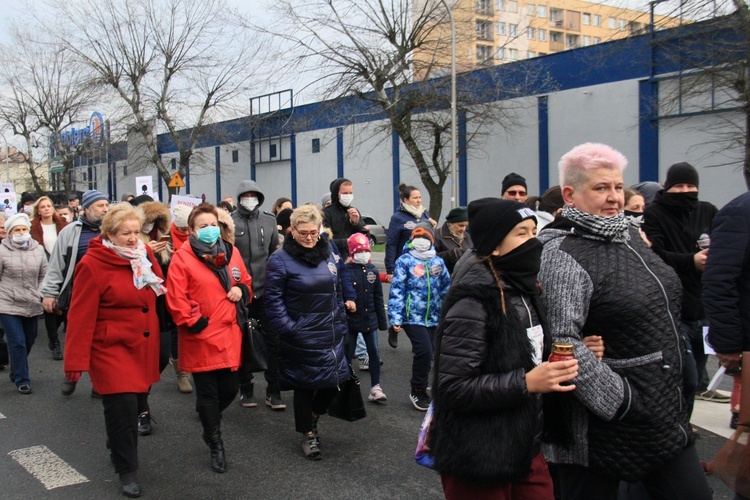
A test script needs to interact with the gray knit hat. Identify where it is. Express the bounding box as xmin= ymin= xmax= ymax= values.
xmin=82 ymin=190 xmax=107 ymax=209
